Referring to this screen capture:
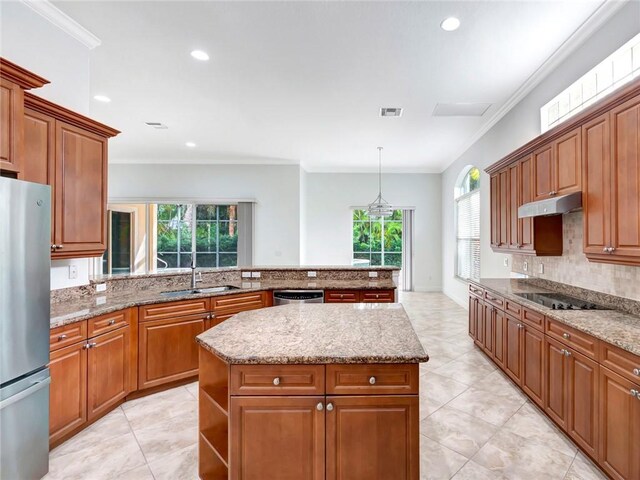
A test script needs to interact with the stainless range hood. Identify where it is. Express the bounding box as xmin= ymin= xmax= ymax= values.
xmin=518 ymin=191 xmax=582 ymax=218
